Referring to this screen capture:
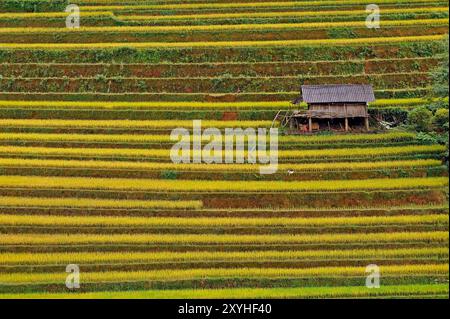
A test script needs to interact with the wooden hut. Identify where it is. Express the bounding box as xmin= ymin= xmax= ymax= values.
xmin=291 ymin=84 xmax=375 ymax=132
